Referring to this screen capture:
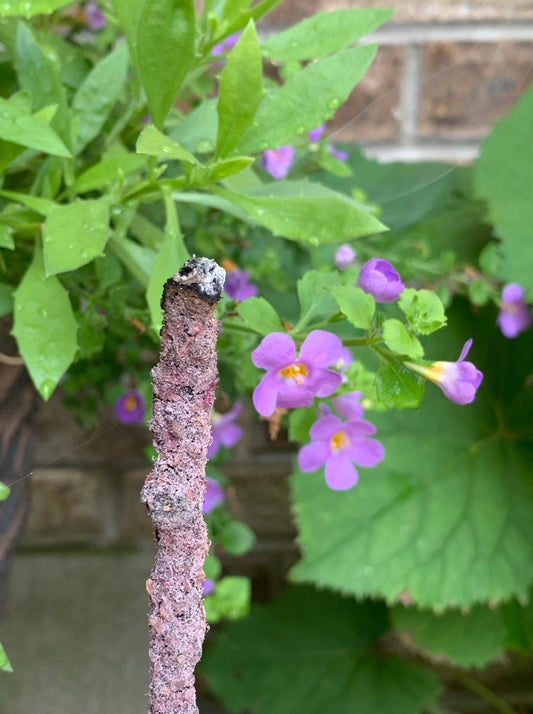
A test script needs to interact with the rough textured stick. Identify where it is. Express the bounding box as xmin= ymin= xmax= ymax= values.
xmin=141 ymin=258 xmax=225 ymax=714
